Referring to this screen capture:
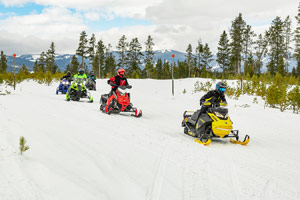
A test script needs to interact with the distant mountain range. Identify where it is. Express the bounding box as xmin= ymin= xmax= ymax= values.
xmin=6 ymin=50 xmax=187 ymax=72
xmin=5 ymin=49 xmax=297 ymax=73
